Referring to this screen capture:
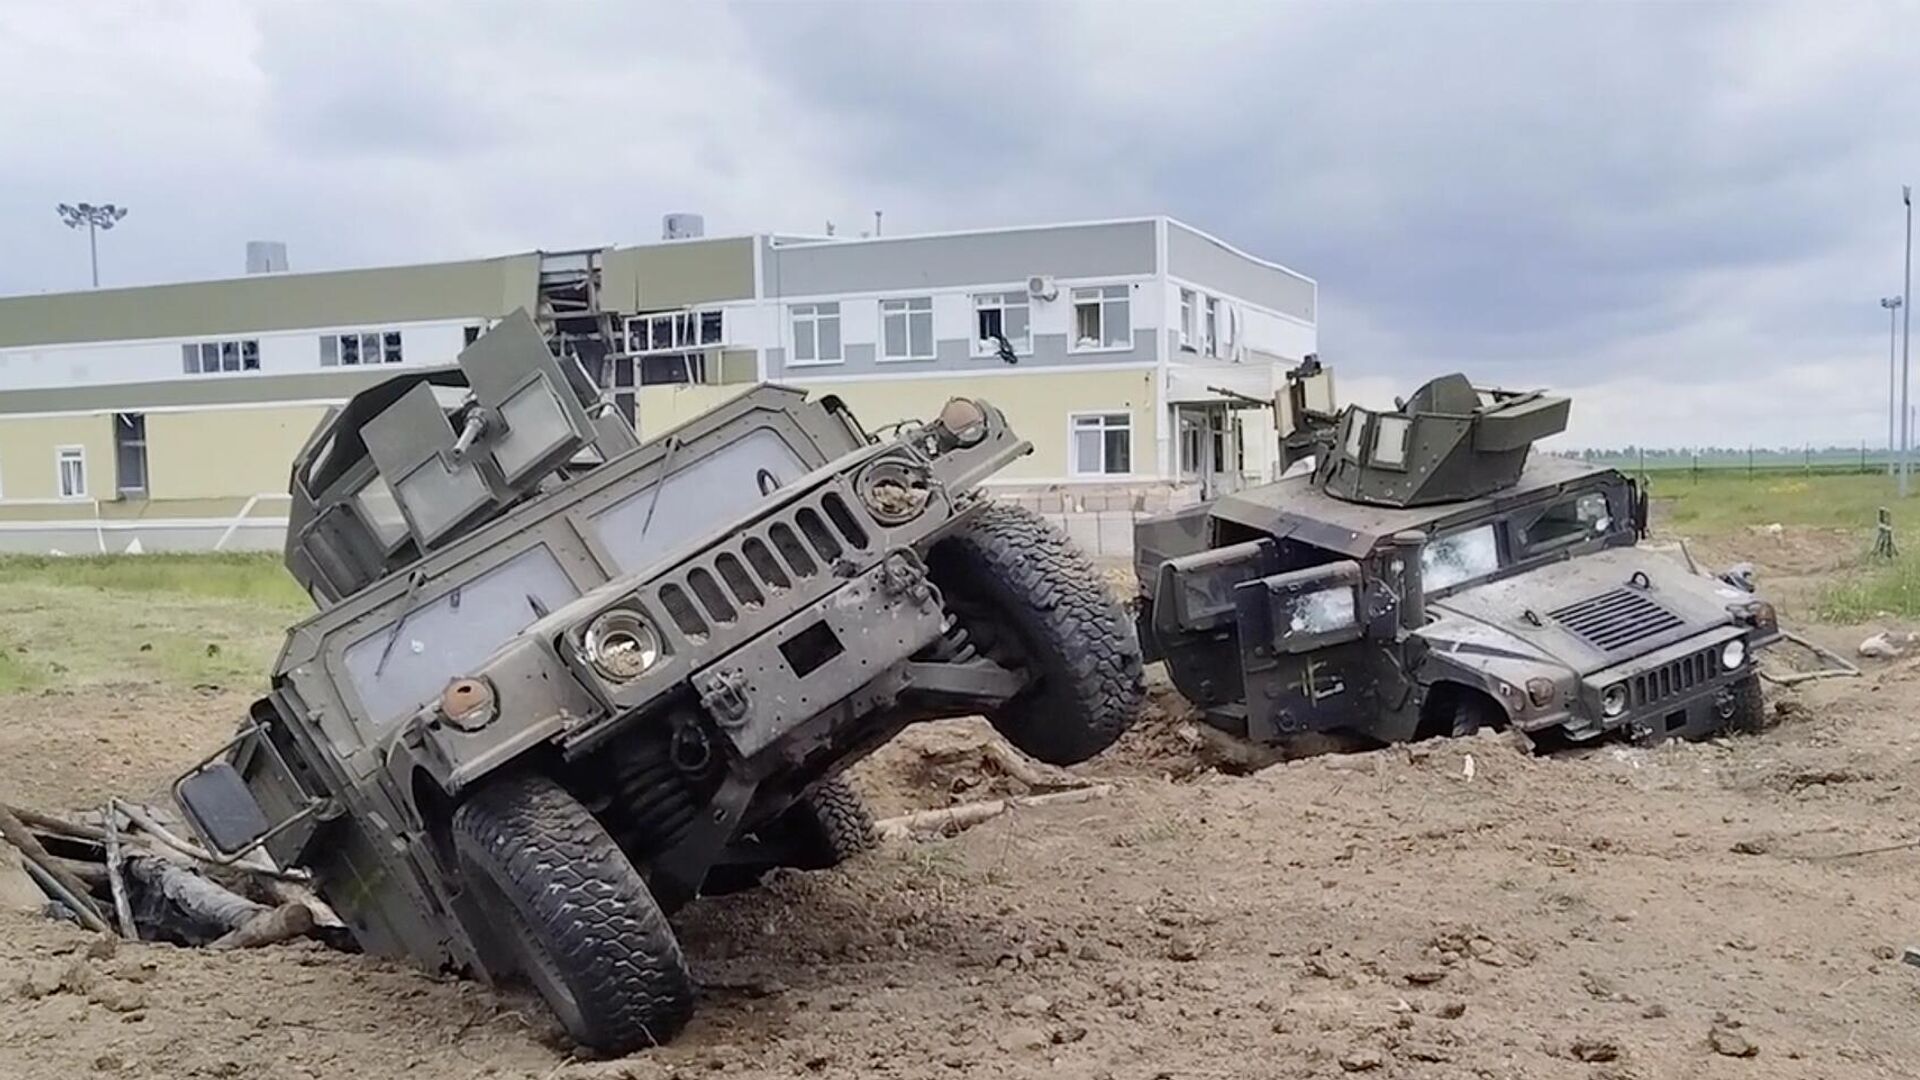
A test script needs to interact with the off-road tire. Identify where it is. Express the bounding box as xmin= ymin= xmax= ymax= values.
xmin=931 ymin=501 xmax=1144 ymax=765
xmin=1722 ymin=674 xmax=1767 ymax=735
xmin=1447 ymin=690 xmax=1505 ymax=738
xmin=452 ymin=772 xmax=693 ymax=1054
xmin=783 ymin=777 xmax=875 ymax=870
